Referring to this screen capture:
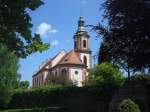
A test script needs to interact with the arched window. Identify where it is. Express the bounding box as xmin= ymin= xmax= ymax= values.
xmin=37 ymin=78 xmax=39 ymax=86
xmin=41 ymin=74 xmax=44 ymax=83
xmin=61 ymin=69 xmax=67 ymax=81
xmin=34 ymin=78 xmax=36 ymax=85
xmin=35 ymin=78 xmax=37 ymax=85
xmin=55 ymin=70 xmax=58 ymax=78
xmin=83 ymin=40 xmax=86 ymax=48
xmin=49 ymin=71 xmax=52 ymax=78
xmin=52 ymin=72 xmax=54 ymax=79
xmin=84 ymin=56 xmax=87 ymax=66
